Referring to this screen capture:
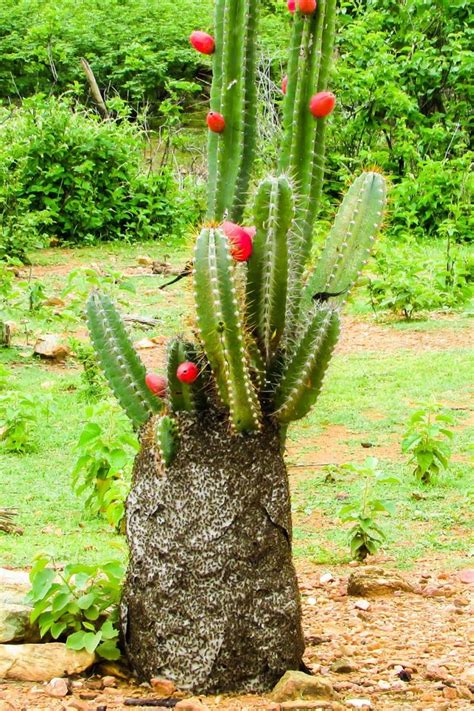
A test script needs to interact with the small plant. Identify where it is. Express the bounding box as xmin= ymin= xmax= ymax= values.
xmin=402 ymin=403 xmax=455 ymax=484
xmin=72 ymin=403 xmax=139 ymax=528
xmin=69 ymin=338 xmax=107 ymax=401
xmin=0 ymin=392 xmax=51 ymax=453
xmin=338 ymin=457 xmax=399 ymax=561
xmin=27 ymin=555 xmax=124 ymax=660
